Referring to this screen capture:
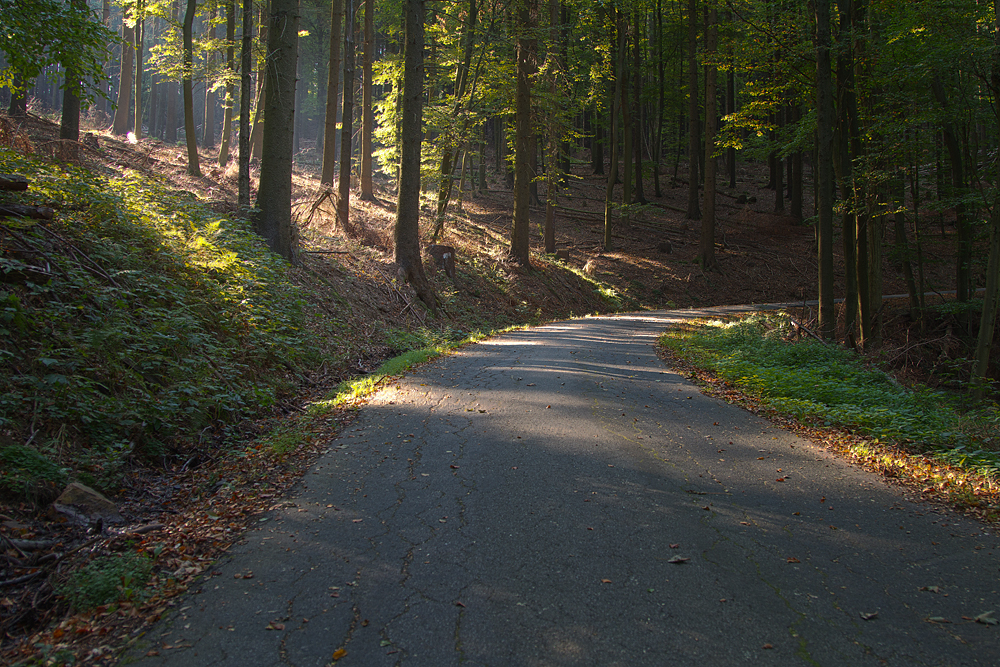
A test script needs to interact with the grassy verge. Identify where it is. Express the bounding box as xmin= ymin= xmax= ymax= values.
xmin=660 ymin=312 xmax=1000 ymax=516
